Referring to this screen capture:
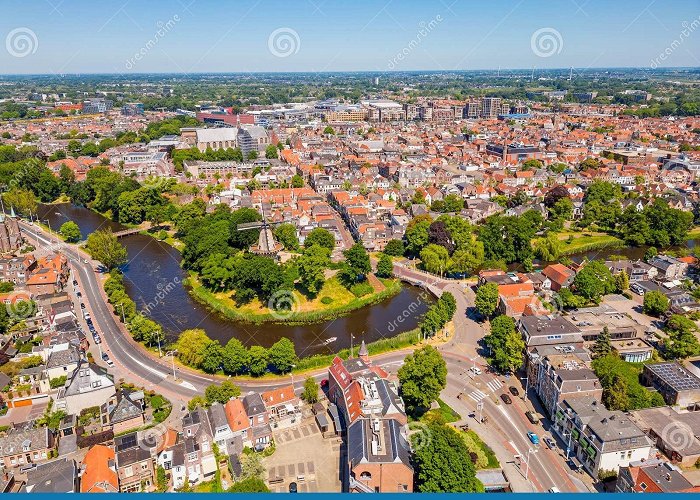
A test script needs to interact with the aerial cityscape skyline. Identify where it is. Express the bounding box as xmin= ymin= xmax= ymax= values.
xmin=0 ymin=1 xmax=699 ymax=496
